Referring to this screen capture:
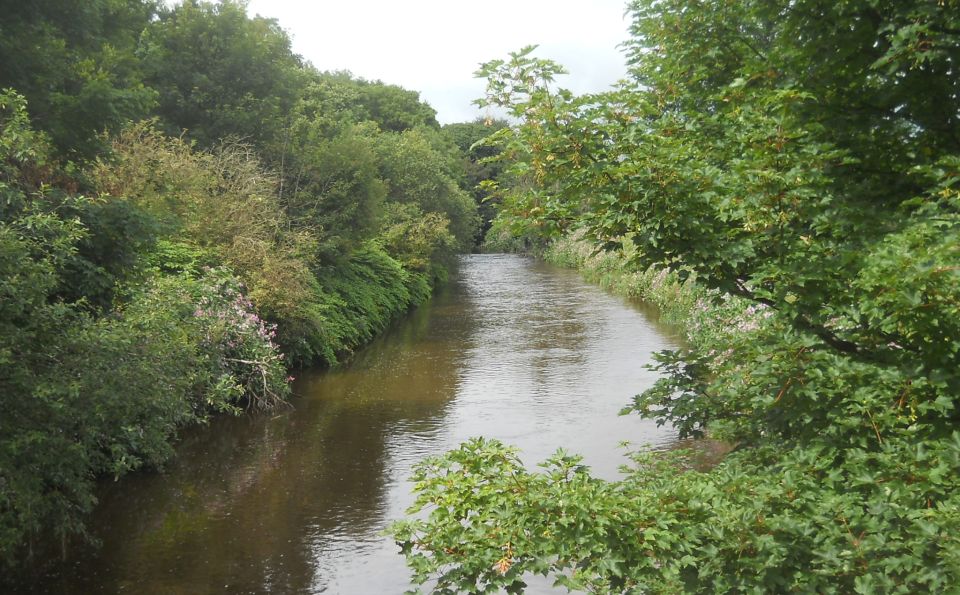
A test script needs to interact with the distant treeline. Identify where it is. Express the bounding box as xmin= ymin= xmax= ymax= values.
xmin=0 ymin=0 xmax=504 ymax=568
